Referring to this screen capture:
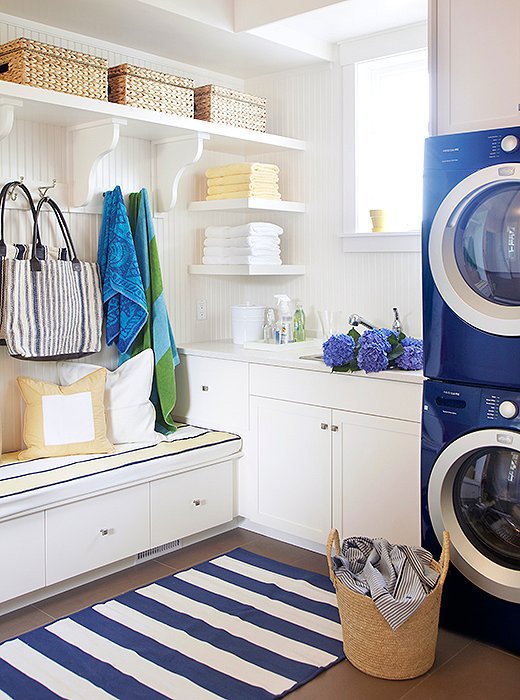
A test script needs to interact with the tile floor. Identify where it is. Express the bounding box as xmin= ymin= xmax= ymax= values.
xmin=1 ymin=528 xmax=518 ymax=699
